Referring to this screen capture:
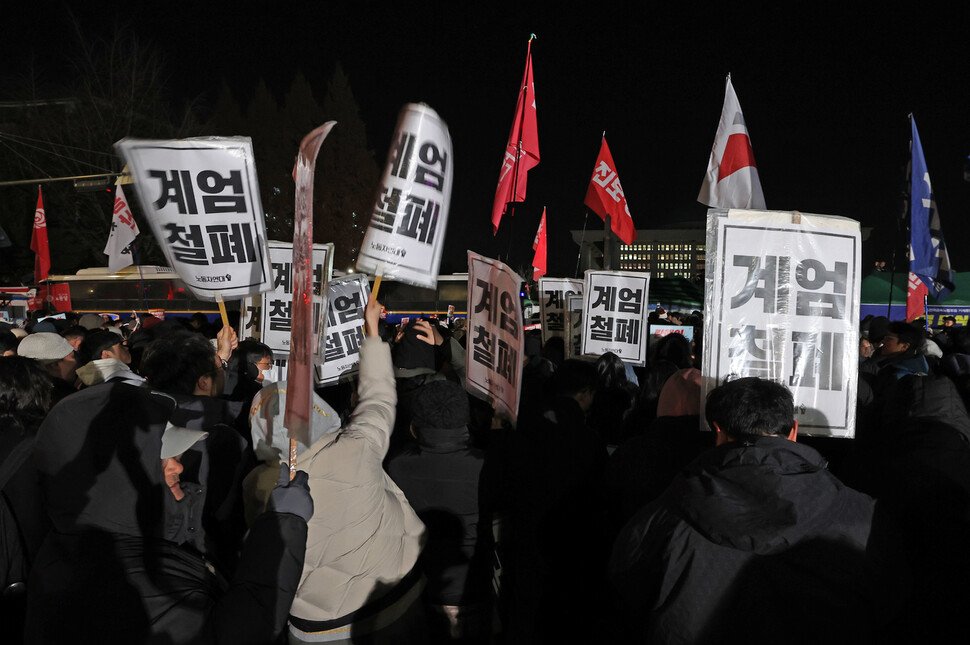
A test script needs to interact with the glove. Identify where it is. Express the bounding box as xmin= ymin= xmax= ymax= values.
xmin=267 ymin=463 xmax=314 ymax=523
